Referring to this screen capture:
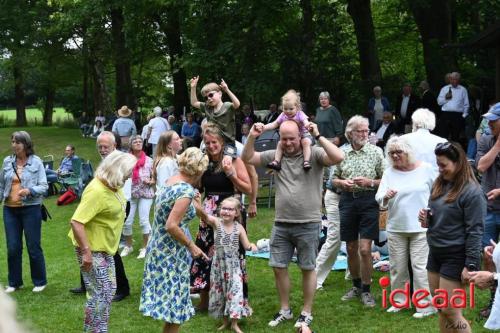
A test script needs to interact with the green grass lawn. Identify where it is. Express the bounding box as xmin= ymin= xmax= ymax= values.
xmin=0 ymin=107 xmax=73 ymax=126
xmin=0 ymin=127 xmax=493 ymax=332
